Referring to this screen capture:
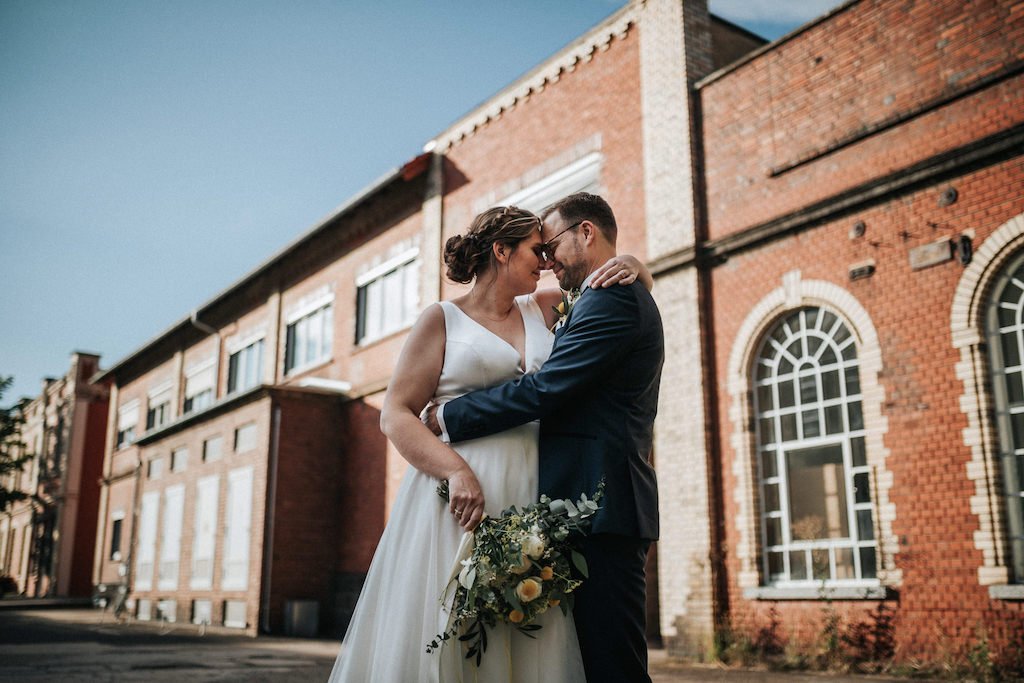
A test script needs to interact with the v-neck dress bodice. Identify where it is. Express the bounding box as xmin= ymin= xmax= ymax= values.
xmin=329 ymin=294 xmax=584 ymax=683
